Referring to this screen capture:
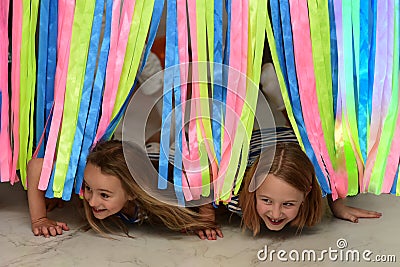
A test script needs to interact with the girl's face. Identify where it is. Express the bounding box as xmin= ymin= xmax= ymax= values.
xmin=255 ymin=174 xmax=305 ymax=231
xmin=83 ymin=163 xmax=130 ymax=220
